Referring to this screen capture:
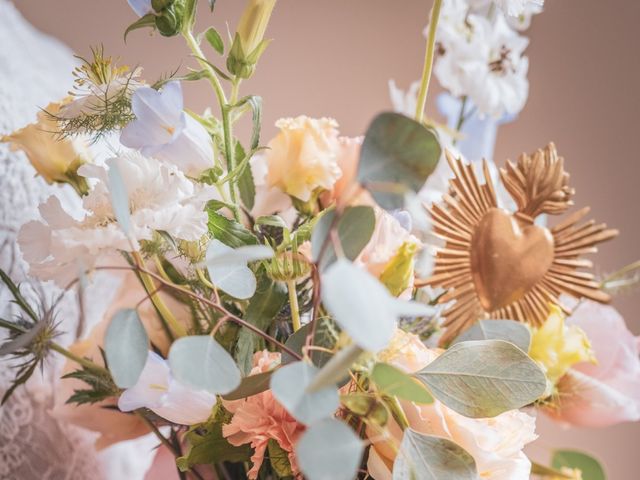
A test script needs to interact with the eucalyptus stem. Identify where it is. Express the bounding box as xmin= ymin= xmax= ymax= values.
xmin=414 ymin=0 xmax=443 ymax=124
xmin=49 ymin=342 xmax=109 ymax=375
xmin=132 ymin=251 xmax=187 ymax=338
xmin=287 ymin=280 xmax=302 ymax=332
